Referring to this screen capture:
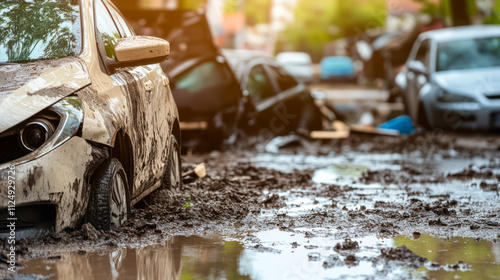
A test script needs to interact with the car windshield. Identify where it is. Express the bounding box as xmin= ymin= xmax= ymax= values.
xmin=437 ymin=36 xmax=500 ymax=72
xmin=0 ymin=0 xmax=81 ymax=64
